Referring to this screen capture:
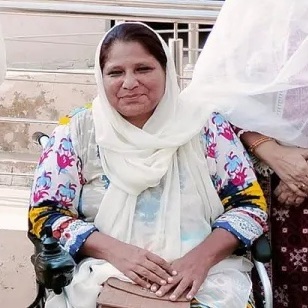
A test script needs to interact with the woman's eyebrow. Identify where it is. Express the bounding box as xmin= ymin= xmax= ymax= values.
xmin=105 ymin=65 xmax=122 ymax=70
